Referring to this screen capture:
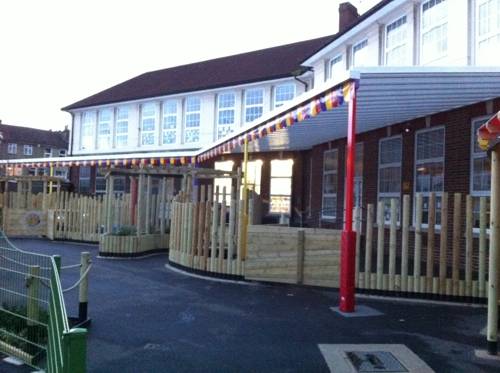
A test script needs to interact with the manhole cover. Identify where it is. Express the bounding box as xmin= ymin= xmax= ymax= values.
xmin=346 ymin=351 xmax=409 ymax=372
